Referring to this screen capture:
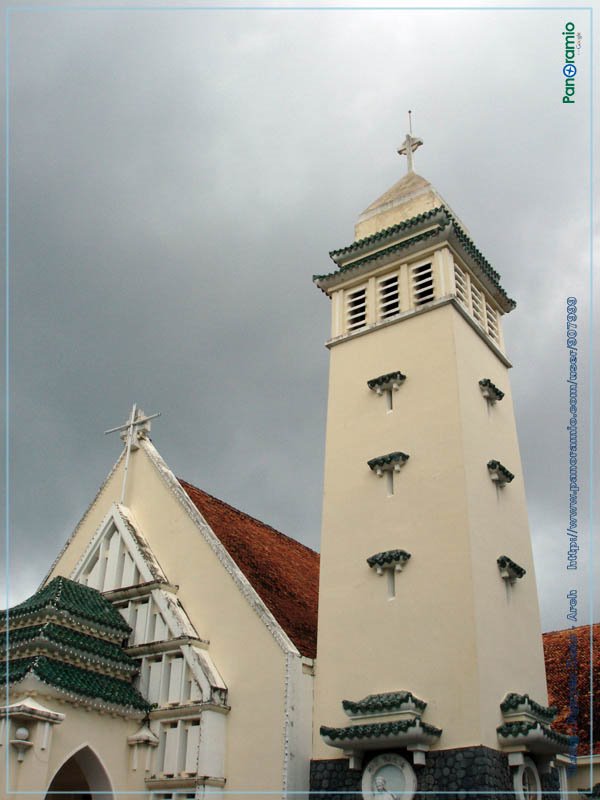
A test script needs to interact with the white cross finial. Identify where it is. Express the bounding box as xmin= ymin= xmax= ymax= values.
xmin=397 ymin=111 xmax=423 ymax=174
xmin=105 ymin=404 xmax=161 ymax=503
